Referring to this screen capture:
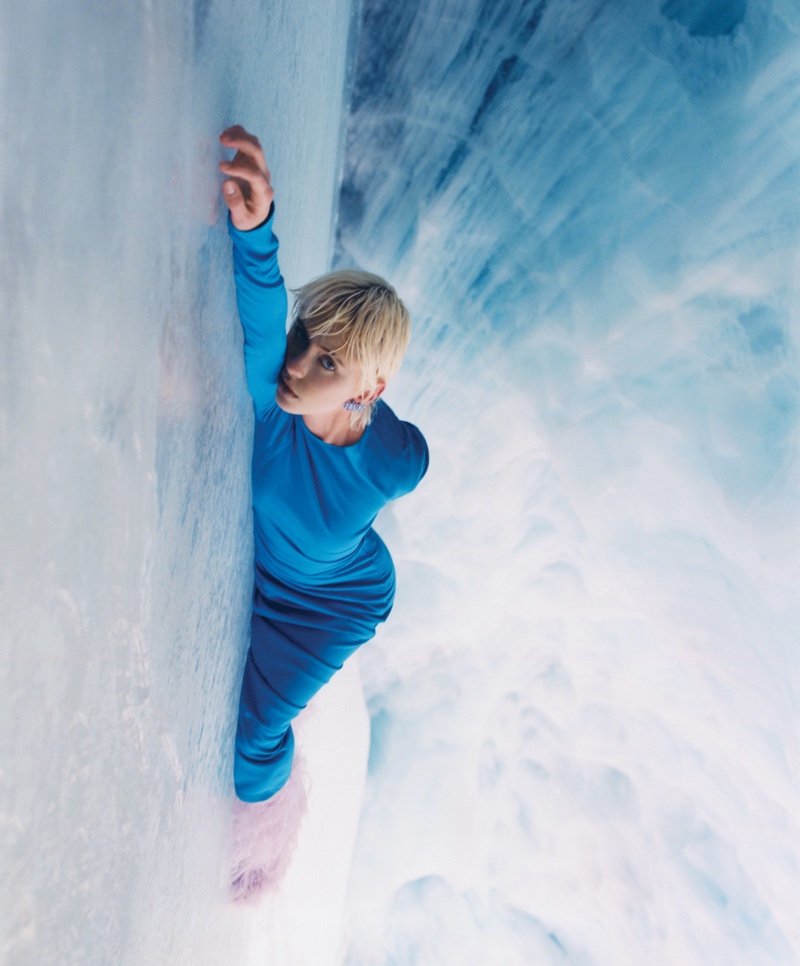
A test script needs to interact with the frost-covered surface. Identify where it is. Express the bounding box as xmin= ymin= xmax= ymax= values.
xmin=0 ymin=1 xmax=354 ymax=962
xmin=337 ymin=1 xmax=800 ymax=962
